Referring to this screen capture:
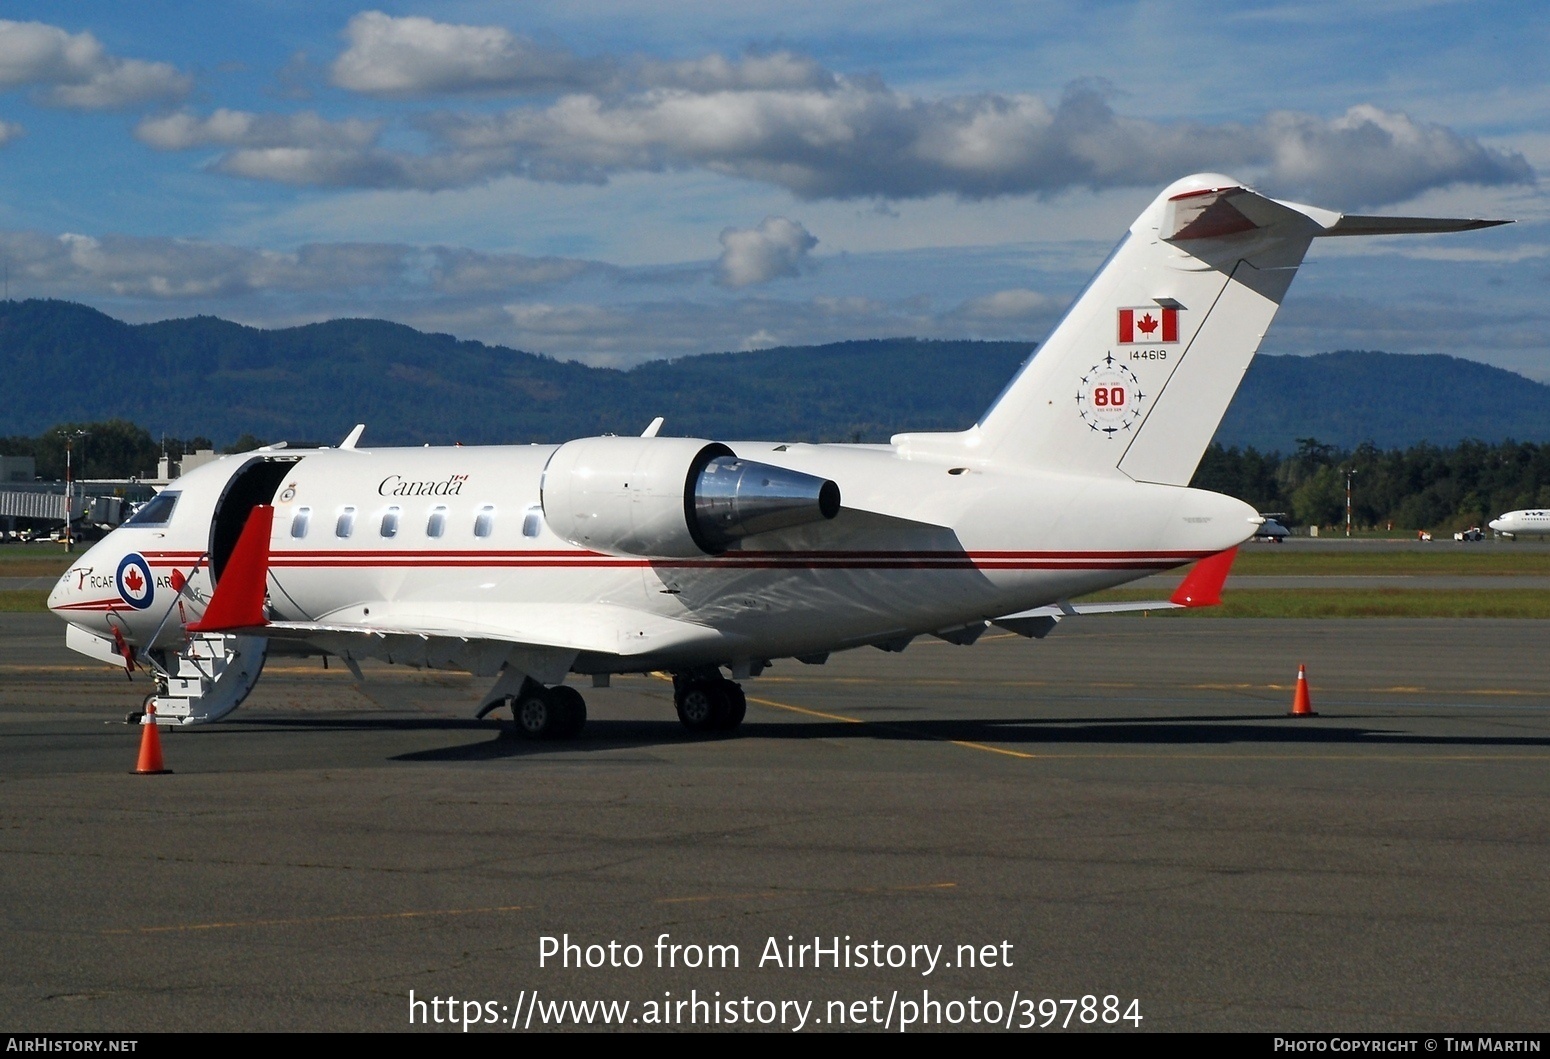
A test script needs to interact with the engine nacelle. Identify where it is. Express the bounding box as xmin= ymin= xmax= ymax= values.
xmin=541 ymin=437 xmax=841 ymax=557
